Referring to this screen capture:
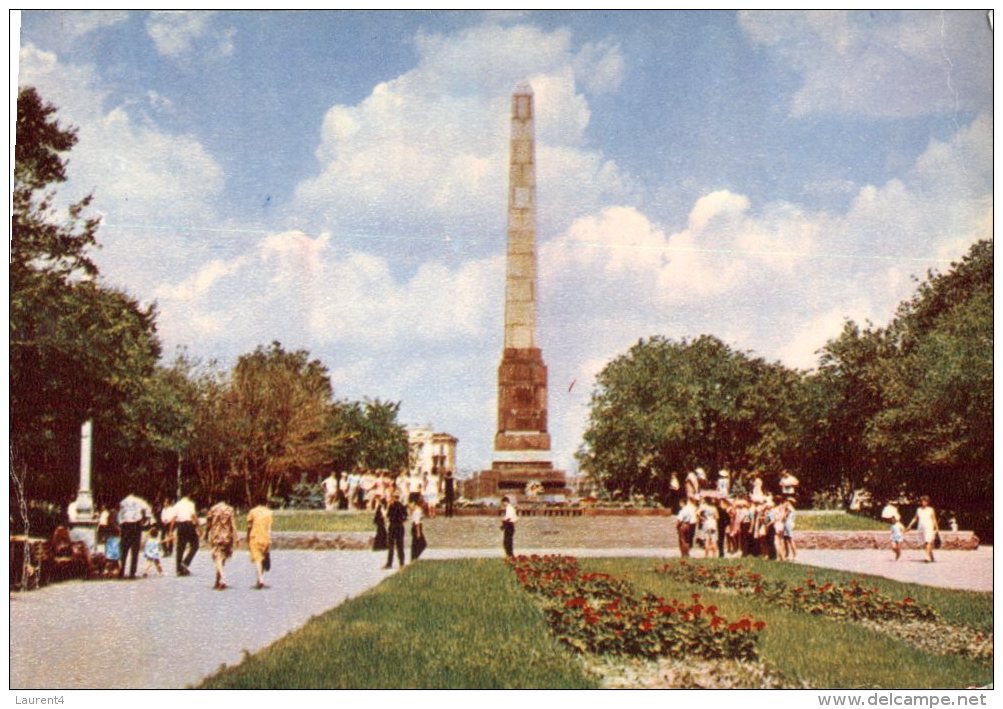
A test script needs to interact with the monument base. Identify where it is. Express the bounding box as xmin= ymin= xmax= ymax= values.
xmin=469 ymin=460 xmax=571 ymax=503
